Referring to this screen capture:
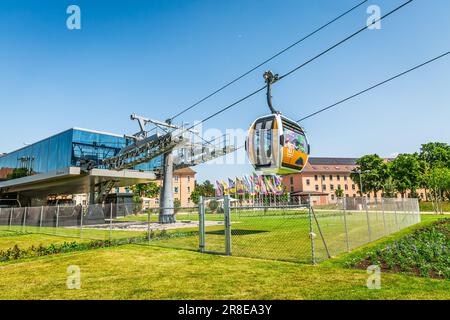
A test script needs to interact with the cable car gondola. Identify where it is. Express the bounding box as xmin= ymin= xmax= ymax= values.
xmin=245 ymin=71 xmax=310 ymax=175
